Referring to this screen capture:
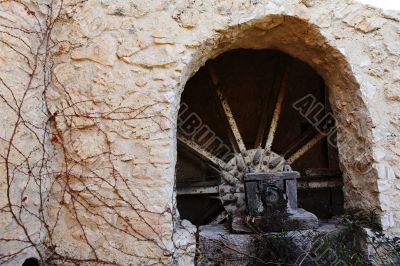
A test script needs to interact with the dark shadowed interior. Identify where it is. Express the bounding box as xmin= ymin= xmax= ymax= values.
xmin=176 ymin=49 xmax=343 ymax=225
